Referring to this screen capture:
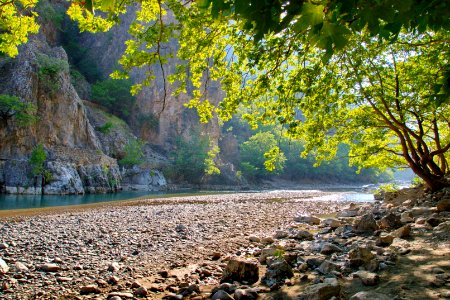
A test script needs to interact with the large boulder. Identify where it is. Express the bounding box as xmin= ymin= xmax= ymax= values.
xmin=43 ymin=161 xmax=84 ymax=194
xmin=221 ymin=258 xmax=259 ymax=285
xmin=298 ymin=278 xmax=341 ymax=300
xmin=261 ymin=258 xmax=293 ymax=288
